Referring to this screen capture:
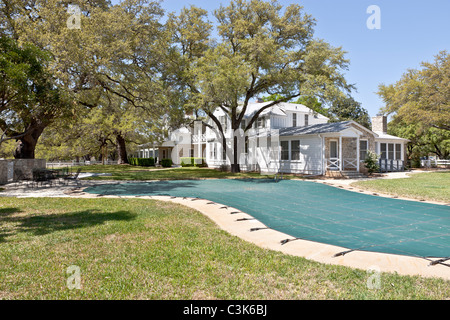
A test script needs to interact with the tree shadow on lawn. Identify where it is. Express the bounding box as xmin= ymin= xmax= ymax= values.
xmin=0 ymin=209 xmax=137 ymax=242
xmin=0 ymin=207 xmax=22 ymax=216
